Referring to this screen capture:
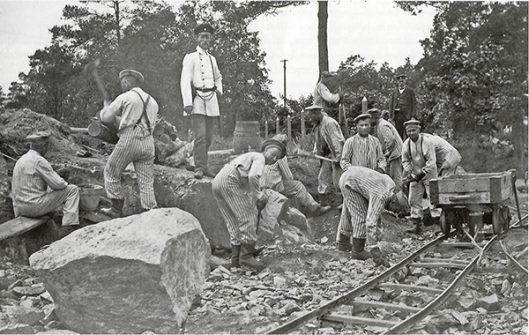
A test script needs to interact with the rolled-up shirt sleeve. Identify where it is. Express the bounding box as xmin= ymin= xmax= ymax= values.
xmin=248 ymin=155 xmax=266 ymax=201
xmin=100 ymin=95 xmax=124 ymax=124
